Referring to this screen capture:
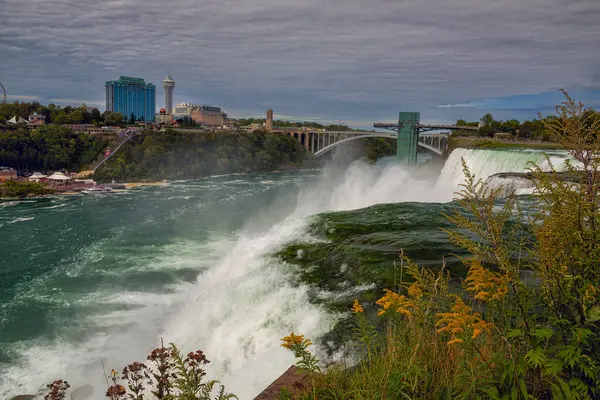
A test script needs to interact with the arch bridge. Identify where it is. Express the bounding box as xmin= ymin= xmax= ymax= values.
xmin=276 ymin=112 xmax=477 ymax=164
xmin=373 ymin=112 xmax=478 ymax=164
